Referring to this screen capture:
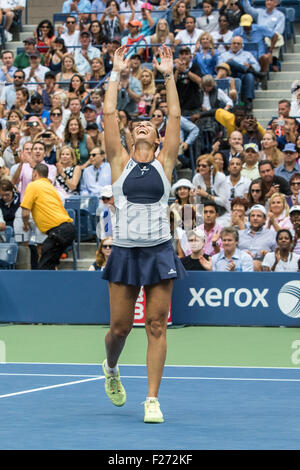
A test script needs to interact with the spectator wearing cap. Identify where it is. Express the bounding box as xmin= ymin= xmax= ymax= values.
xmin=226 ymin=157 xmax=251 ymax=201
xmin=96 ymin=184 xmax=116 ymax=241
xmin=233 ymin=14 xmax=278 ymax=76
xmin=0 ymin=179 xmax=20 ymax=229
xmin=28 ymin=93 xmax=51 ymax=126
xmin=41 ymin=71 xmax=58 ymax=111
xmin=121 ymin=19 xmax=149 ymax=59
xmin=290 ymin=205 xmax=300 ymax=254
xmin=259 ymin=159 xmax=291 ymax=199
xmin=241 ymin=143 xmax=260 ymax=180
xmin=74 ymin=30 xmax=101 ymax=76
xmin=100 ymin=0 xmax=125 ymax=42
xmin=275 ymin=143 xmax=300 ymax=182
xmin=174 ymin=46 xmax=202 ymax=118
xmin=24 ymin=49 xmax=50 ymax=93
xmin=14 ymin=38 xmax=43 ymax=70
xmin=238 ymin=204 xmax=277 ymax=270
xmin=60 ymin=16 xmax=80 ymax=53
xmin=139 ymin=2 xmax=155 ymax=35
xmin=0 ymin=50 xmax=17 ymax=83
xmin=174 ymin=16 xmax=203 ymax=55
xmin=241 ymin=0 xmax=285 ymax=71
xmin=180 ymin=228 xmax=212 ymax=271
xmin=83 ymin=103 xmax=101 ymax=128
xmin=80 ymin=147 xmax=111 ymax=196
xmin=212 ymin=226 xmax=254 ymax=271
xmin=0 ymin=68 xmax=25 ymax=110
